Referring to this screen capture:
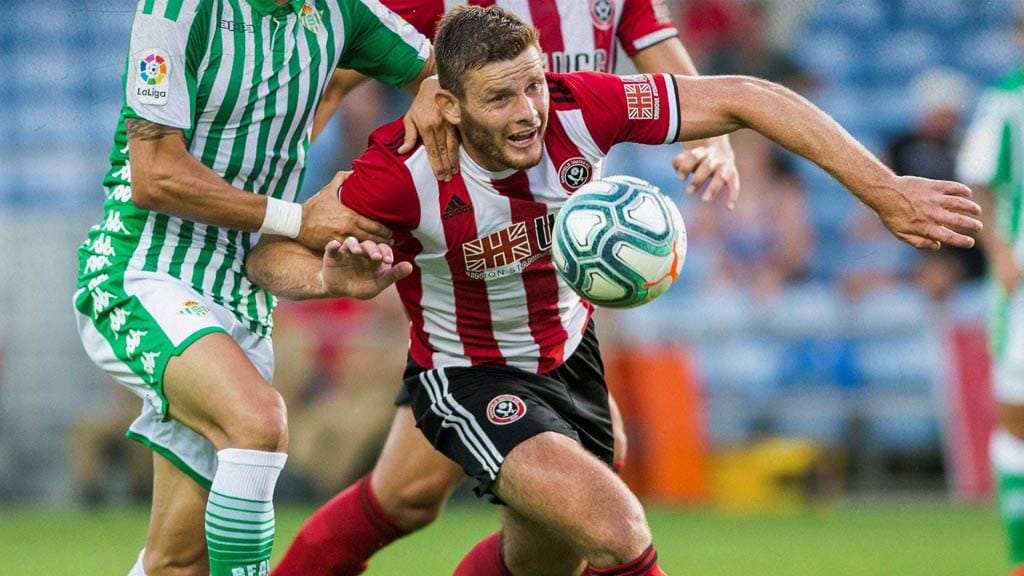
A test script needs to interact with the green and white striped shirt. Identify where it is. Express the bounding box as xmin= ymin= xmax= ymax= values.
xmin=957 ymin=69 xmax=1024 ymax=357
xmin=77 ymin=0 xmax=429 ymax=337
